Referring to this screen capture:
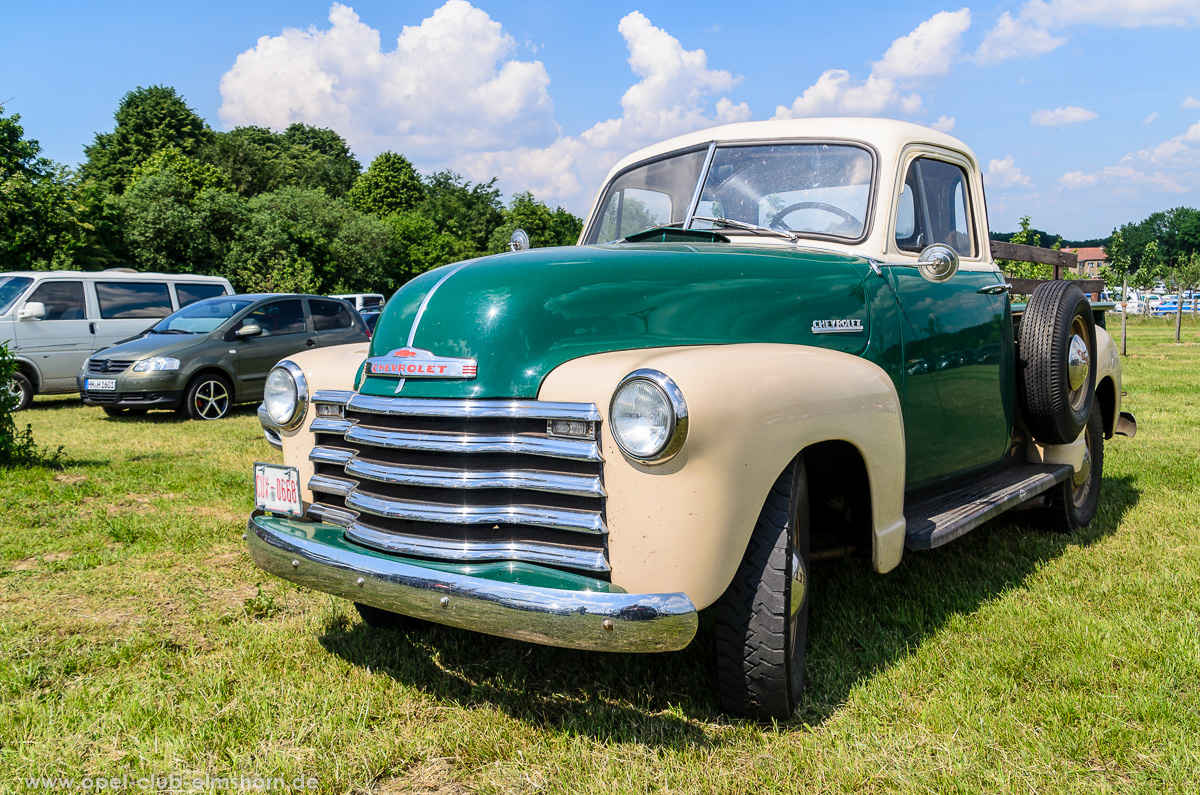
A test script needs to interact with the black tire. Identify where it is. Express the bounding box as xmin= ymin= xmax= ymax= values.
xmin=8 ymin=372 xmax=33 ymax=412
xmin=1018 ymin=280 xmax=1097 ymax=444
xmin=1040 ymin=406 xmax=1104 ymax=531
xmin=183 ymin=374 xmax=233 ymax=421
xmin=714 ymin=458 xmax=810 ymax=720
xmin=354 ymin=602 xmax=430 ymax=632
